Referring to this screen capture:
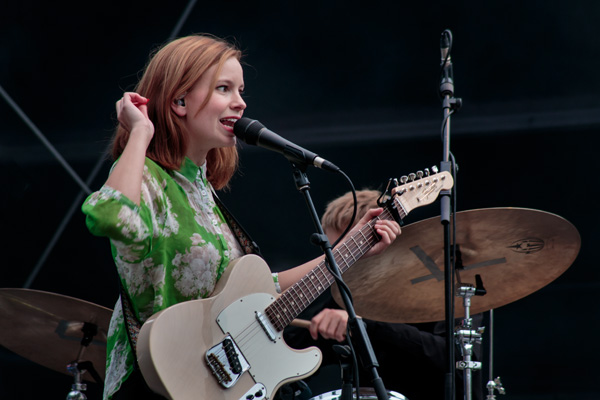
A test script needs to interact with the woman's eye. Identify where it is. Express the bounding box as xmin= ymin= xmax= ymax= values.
xmin=216 ymin=85 xmax=228 ymax=92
